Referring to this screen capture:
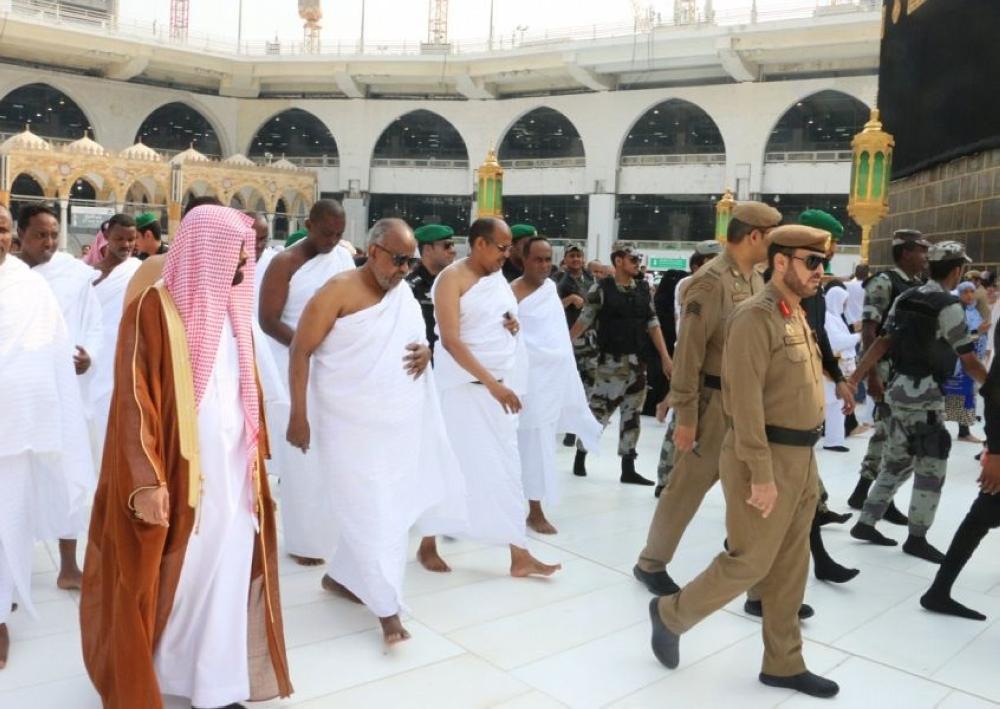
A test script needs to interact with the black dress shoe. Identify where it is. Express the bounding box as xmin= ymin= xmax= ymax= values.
xmin=822 ymin=445 xmax=850 ymax=452
xmin=814 ymin=559 xmax=860 ymax=584
xmin=633 ymin=564 xmax=680 ymax=595
xmin=882 ymin=501 xmax=909 ymax=526
xmin=850 ymin=522 xmax=898 ymax=546
xmin=573 ymin=450 xmax=587 ymax=477
xmin=816 ymin=509 xmax=853 ymax=526
xmin=562 ymin=433 xmax=576 ymax=447
xmin=759 ymin=671 xmax=839 ymax=698
xmin=648 ymin=598 xmax=680 ymax=669
xmin=743 ymin=599 xmax=814 ymax=620
xmin=621 ymin=455 xmax=654 ymax=486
